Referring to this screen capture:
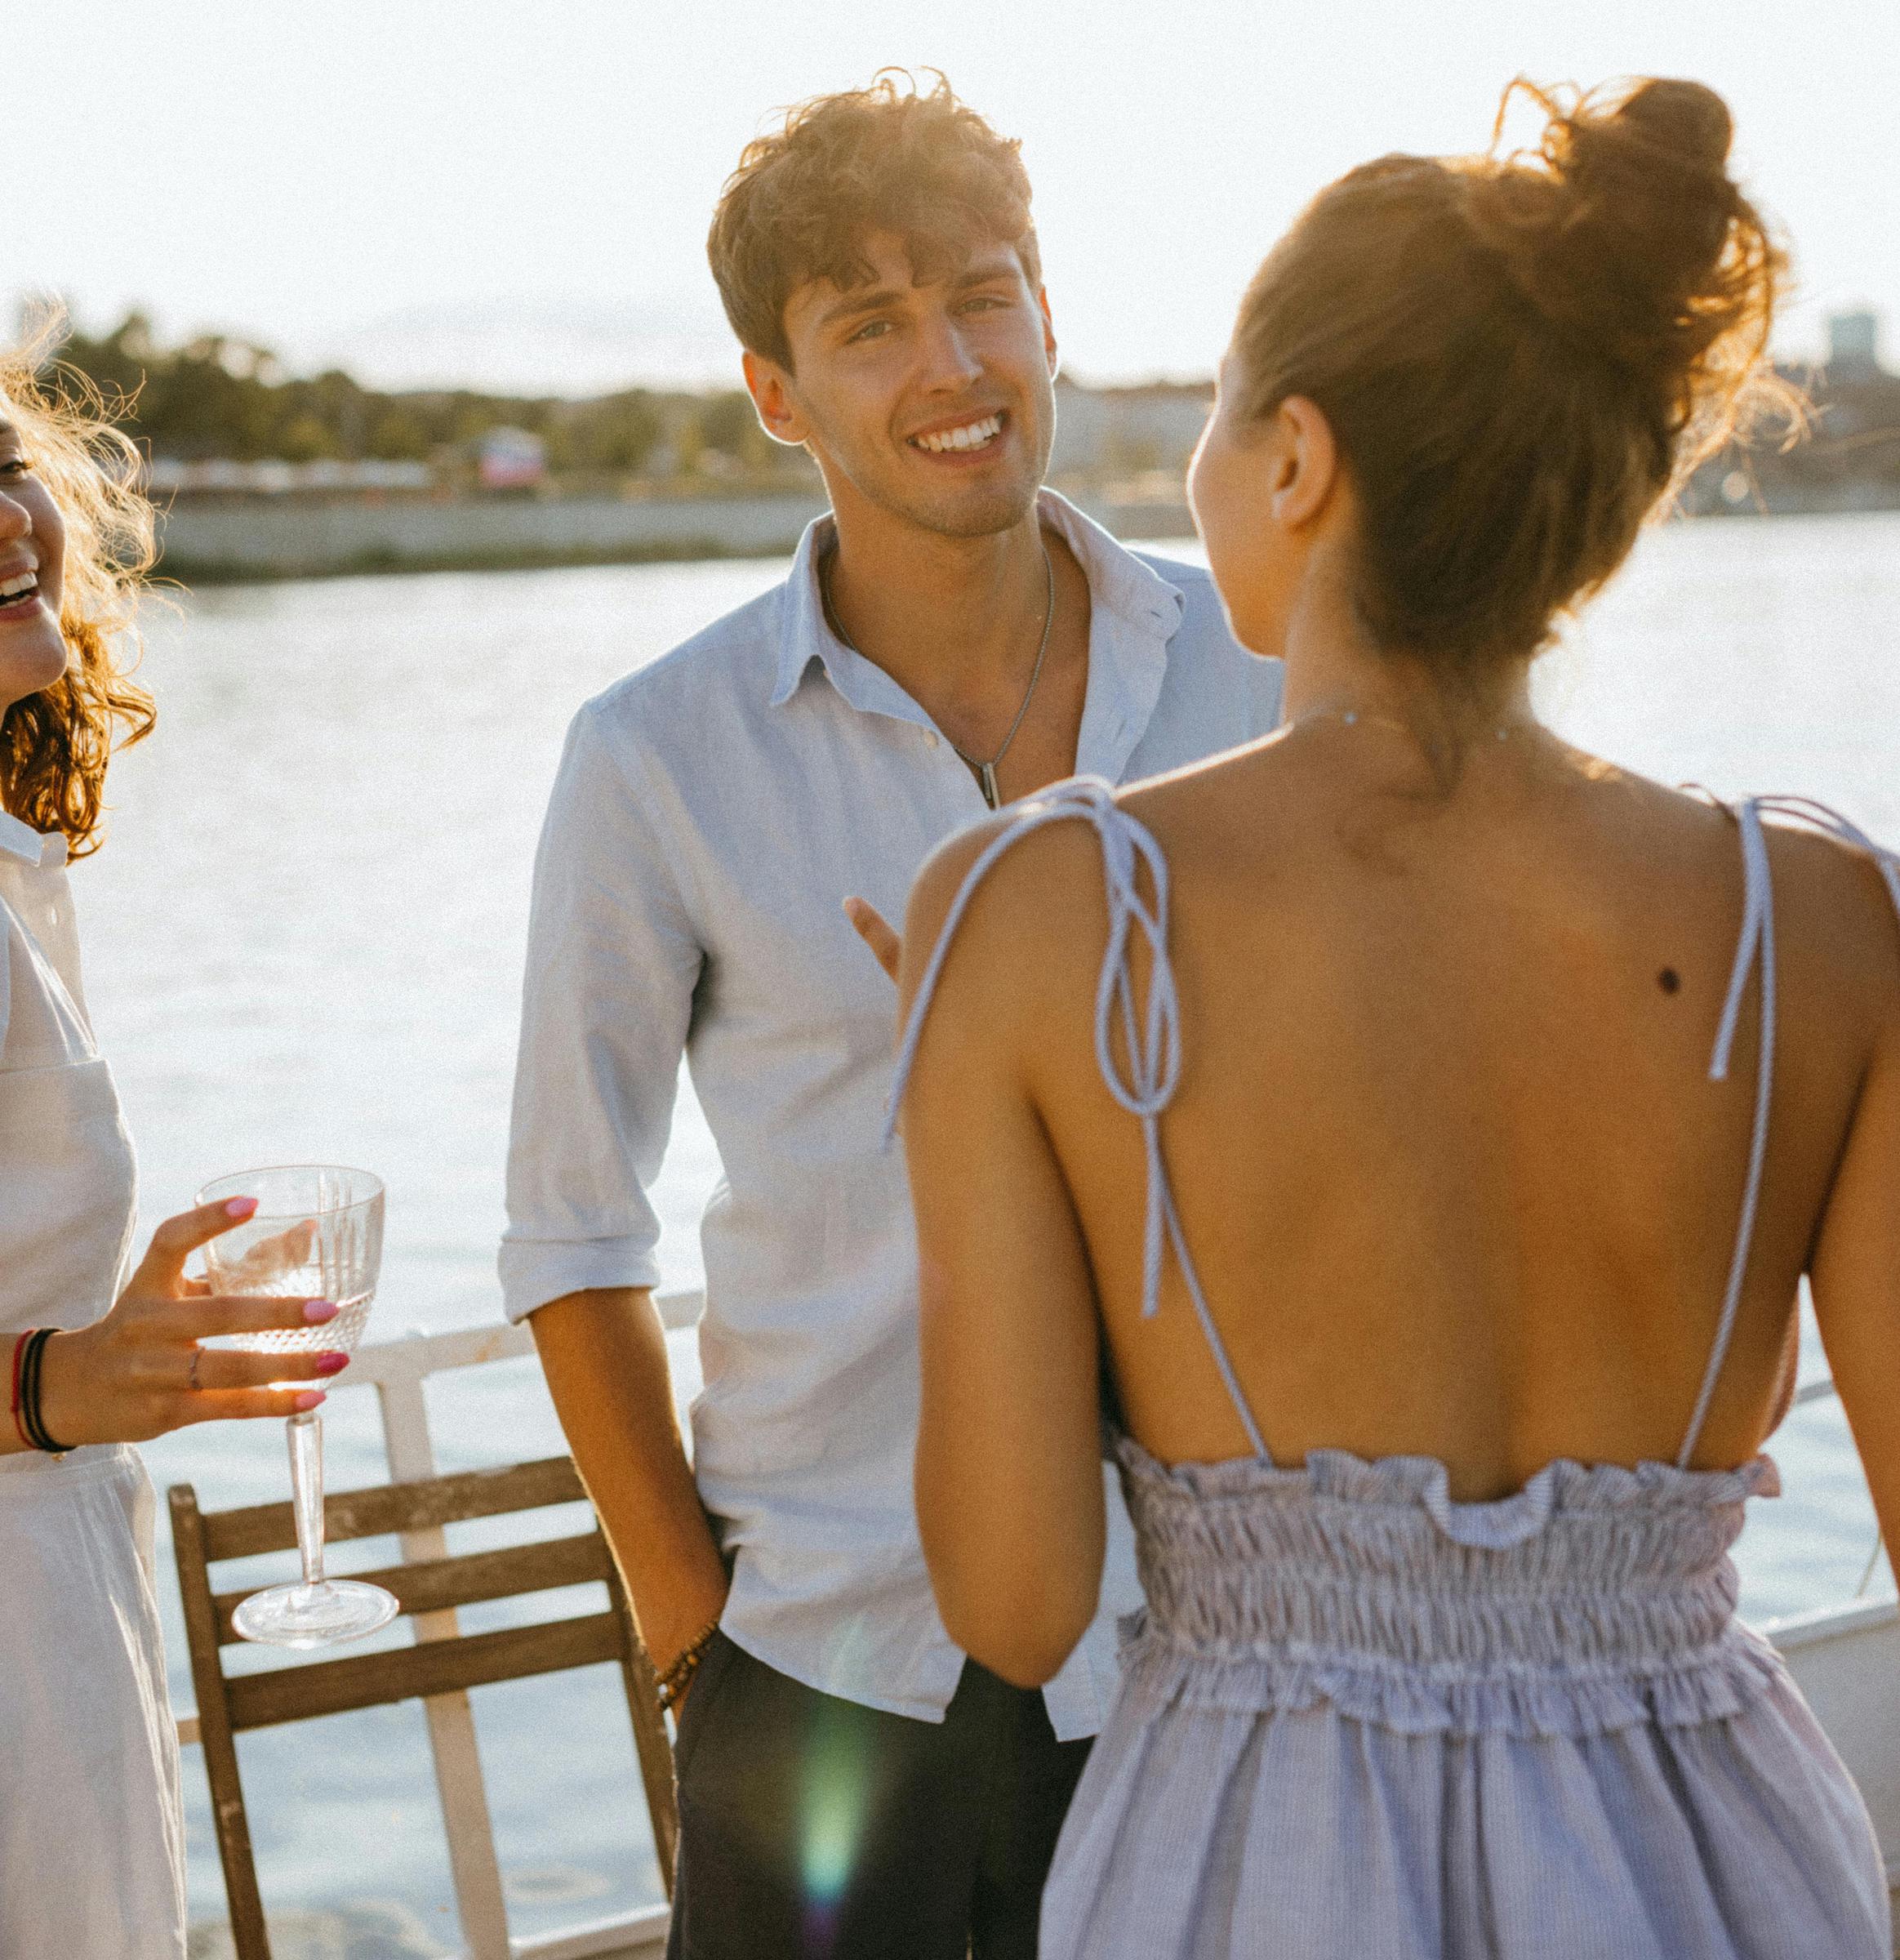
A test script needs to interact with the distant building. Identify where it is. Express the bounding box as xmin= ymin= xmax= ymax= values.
xmin=1049 ymin=378 xmax=1212 ymax=481
xmin=1827 ymin=310 xmax=1882 ymax=381
xmin=477 ymin=425 xmax=547 ymax=491
xmin=1686 ymin=307 xmax=1900 ymax=516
